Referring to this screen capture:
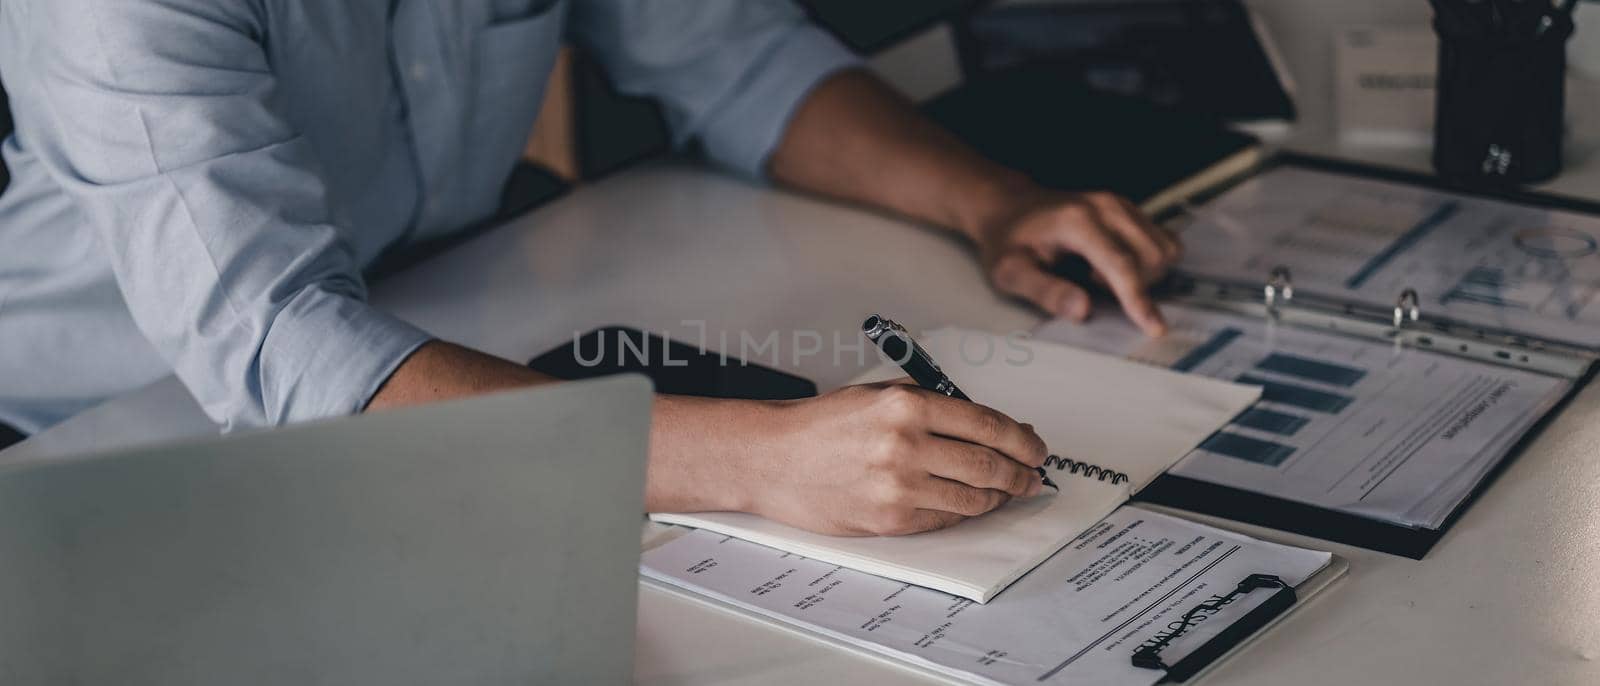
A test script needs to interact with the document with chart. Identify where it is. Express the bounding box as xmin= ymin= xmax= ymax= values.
xmin=1036 ymin=304 xmax=1570 ymax=529
xmin=643 ymin=506 xmax=1339 ymax=686
xmin=1176 ymin=164 xmax=1600 ymax=349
